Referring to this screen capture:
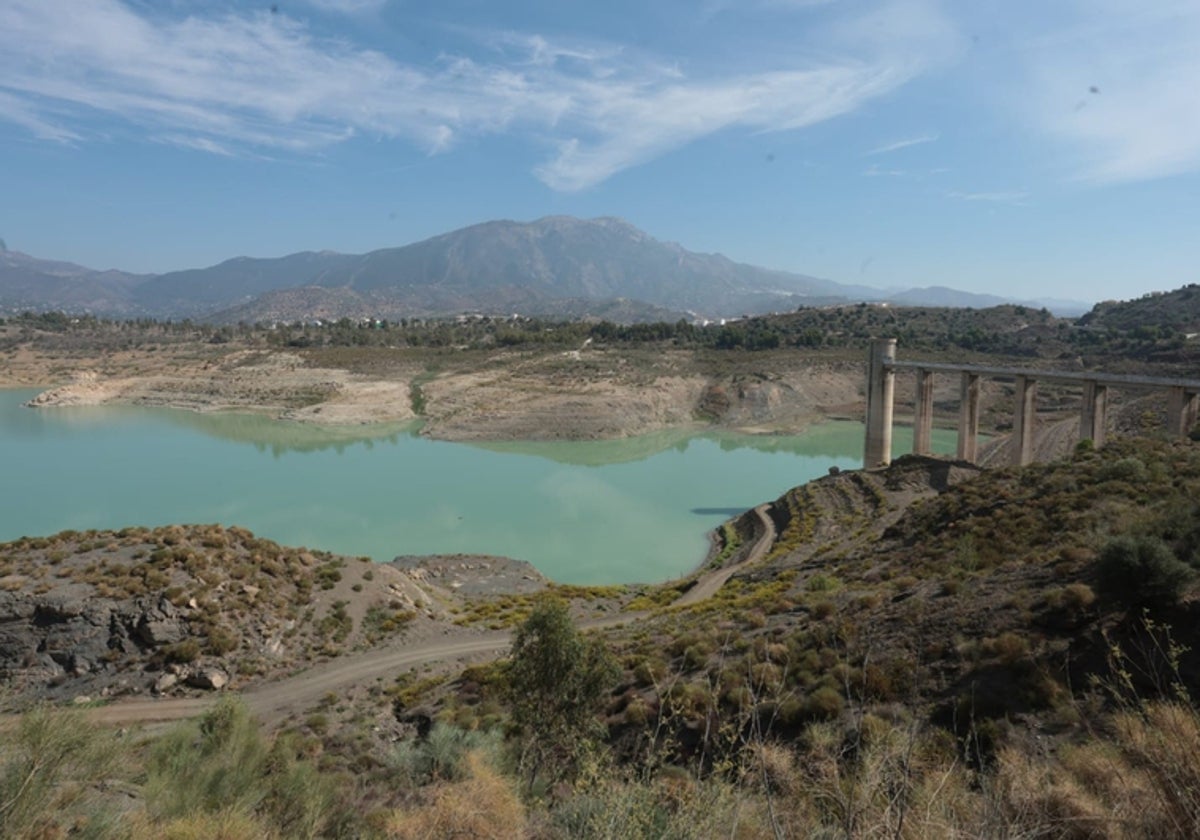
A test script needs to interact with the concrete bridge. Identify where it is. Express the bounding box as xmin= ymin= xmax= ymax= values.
xmin=864 ymin=338 xmax=1200 ymax=468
